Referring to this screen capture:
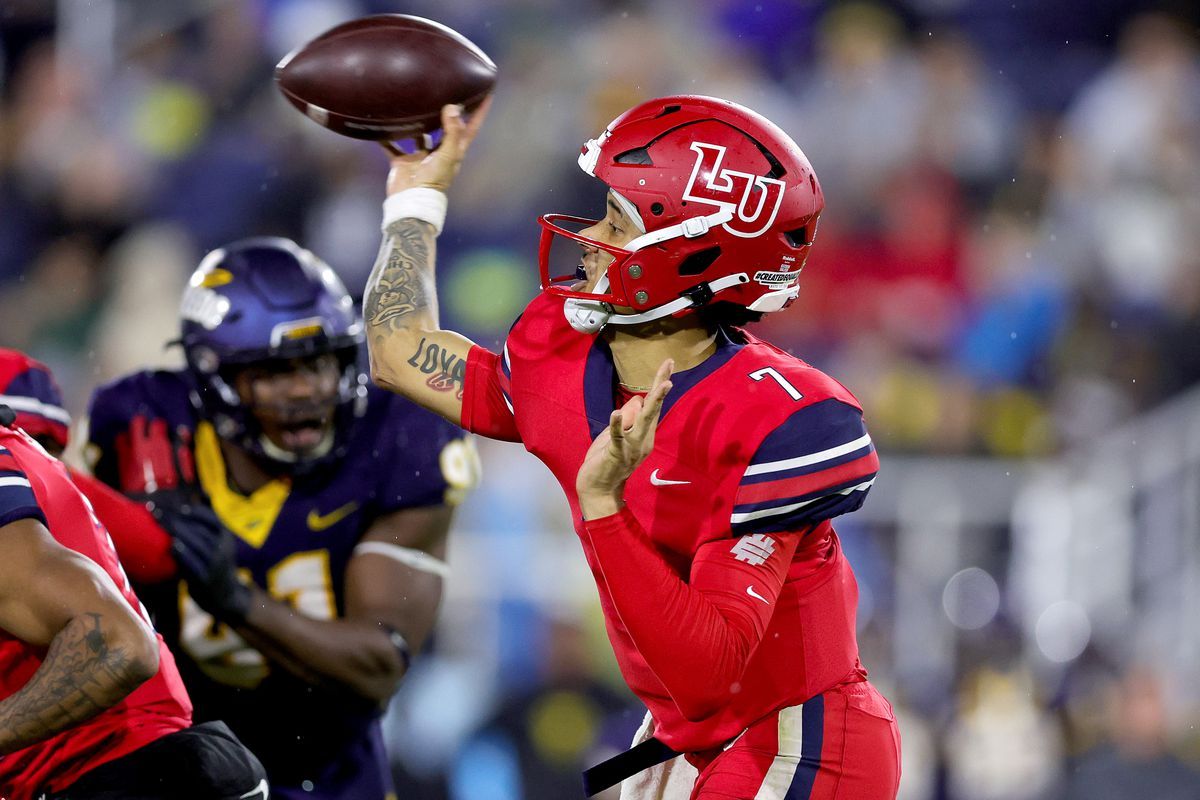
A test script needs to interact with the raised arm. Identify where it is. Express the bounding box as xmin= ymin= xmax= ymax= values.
xmin=364 ymin=100 xmax=491 ymax=424
xmin=0 ymin=518 xmax=160 ymax=754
